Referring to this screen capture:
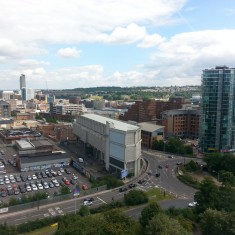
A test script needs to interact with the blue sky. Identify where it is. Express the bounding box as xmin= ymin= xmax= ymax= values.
xmin=0 ymin=0 xmax=235 ymax=90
